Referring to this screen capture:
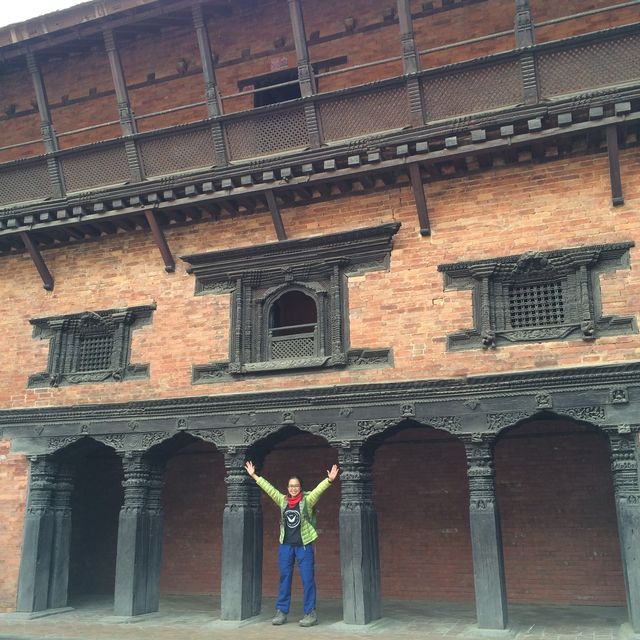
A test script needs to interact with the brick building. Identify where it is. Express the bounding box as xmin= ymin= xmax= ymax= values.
xmin=0 ymin=0 xmax=639 ymax=633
